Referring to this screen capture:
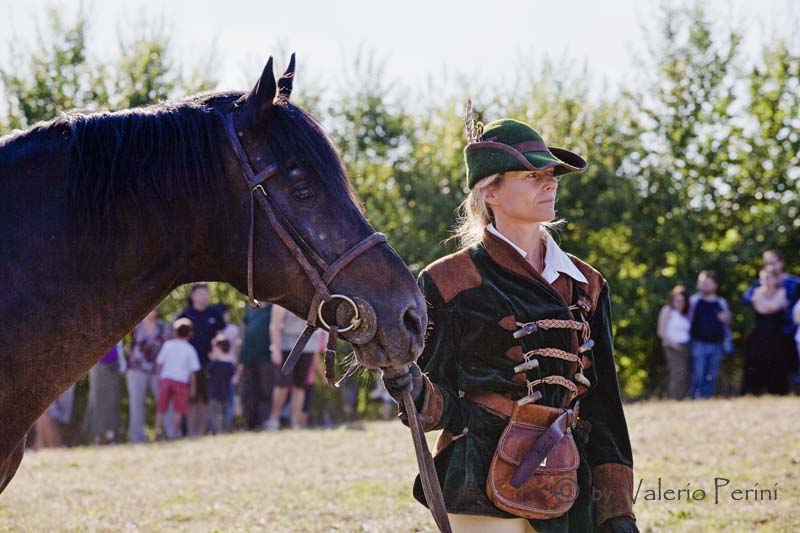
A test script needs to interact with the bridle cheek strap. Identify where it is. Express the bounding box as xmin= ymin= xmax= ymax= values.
xmin=225 ymin=107 xmax=386 ymax=320
xmin=247 ymin=189 xmax=258 ymax=308
xmin=224 ymin=110 xmax=385 ymax=371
